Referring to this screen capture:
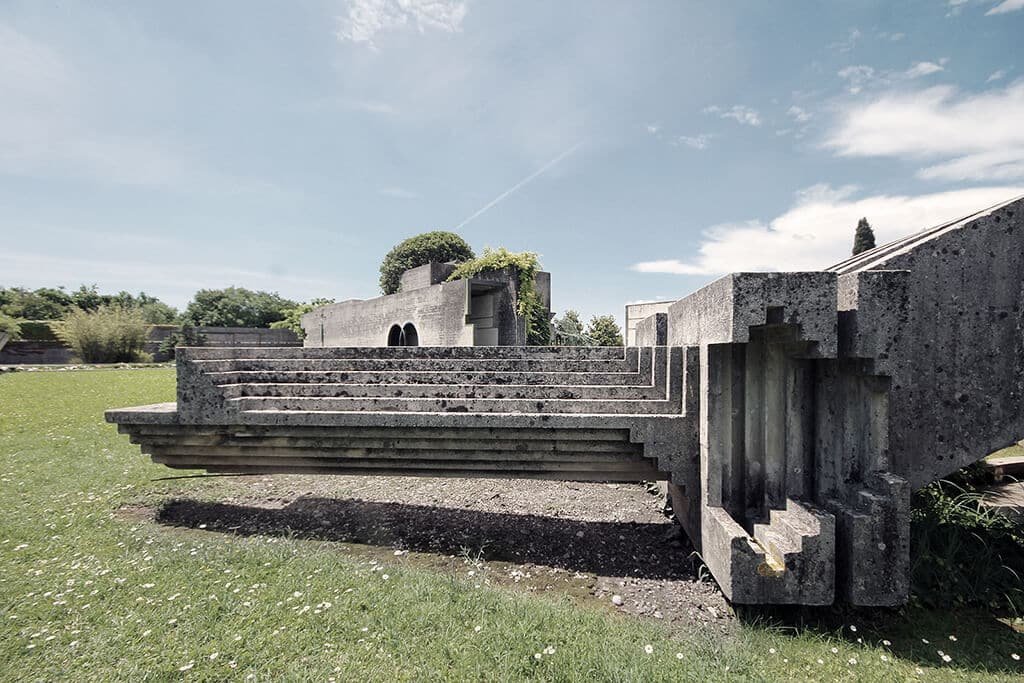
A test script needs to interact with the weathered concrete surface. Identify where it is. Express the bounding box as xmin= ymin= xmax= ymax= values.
xmin=302 ymin=264 xmax=552 ymax=348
